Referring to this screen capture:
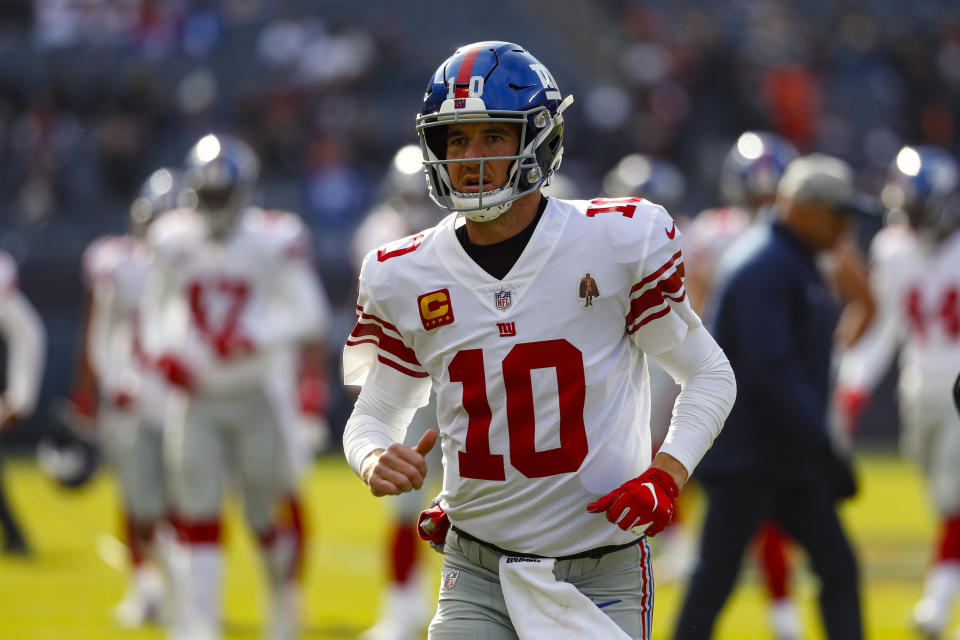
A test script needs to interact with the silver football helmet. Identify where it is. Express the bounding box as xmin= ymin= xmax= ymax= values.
xmin=183 ymin=133 xmax=260 ymax=235
xmin=881 ymin=145 xmax=960 ymax=241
